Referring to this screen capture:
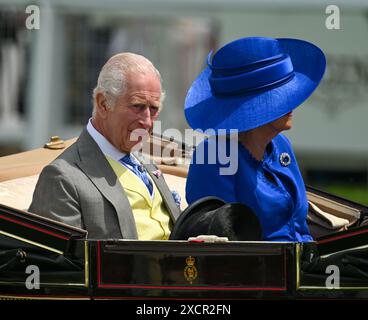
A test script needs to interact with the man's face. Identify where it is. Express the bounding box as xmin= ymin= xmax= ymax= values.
xmin=104 ymin=71 xmax=161 ymax=153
